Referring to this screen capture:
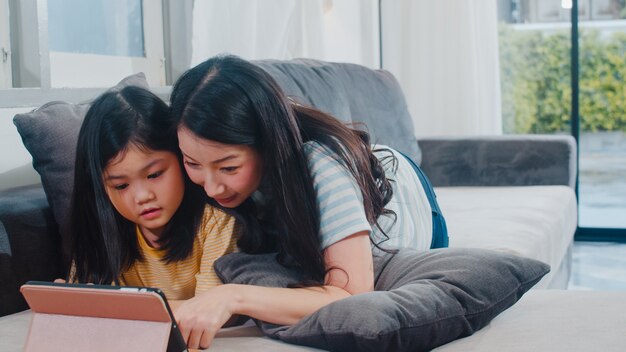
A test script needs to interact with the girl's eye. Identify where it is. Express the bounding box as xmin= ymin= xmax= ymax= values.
xmin=147 ymin=171 xmax=163 ymax=179
xmin=221 ymin=166 xmax=238 ymax=173
xmin=114 ymin=184 xmax=128 ymax=191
